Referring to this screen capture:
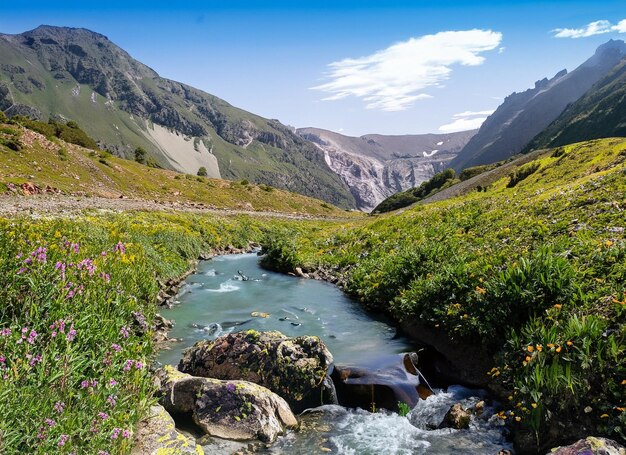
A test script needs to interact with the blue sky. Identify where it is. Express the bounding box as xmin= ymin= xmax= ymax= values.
xmin=1 ymin=1 xmax=625 ymax=136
